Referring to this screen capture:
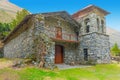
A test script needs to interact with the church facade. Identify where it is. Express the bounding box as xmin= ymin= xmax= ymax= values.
xmin=3 ymin=5 xmax=111 ymax=68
